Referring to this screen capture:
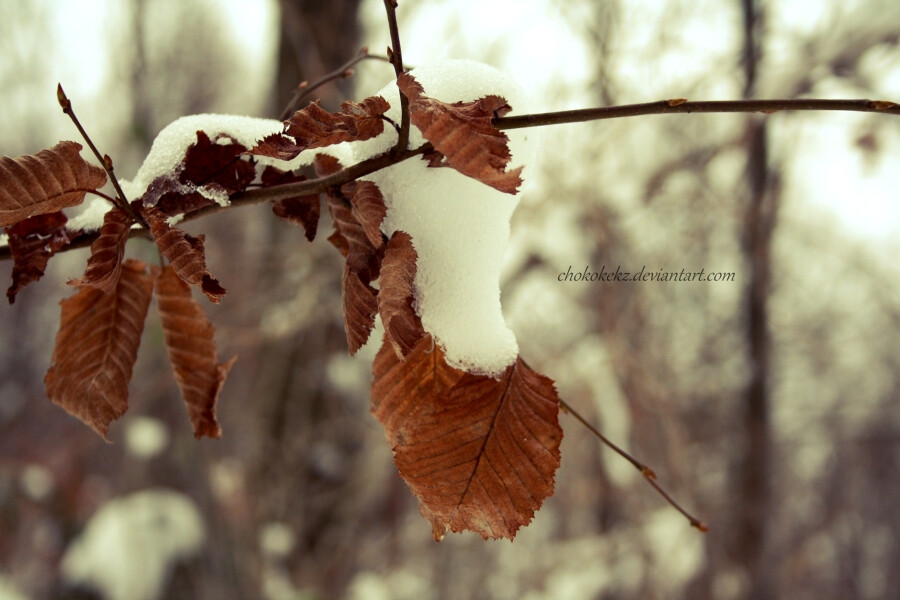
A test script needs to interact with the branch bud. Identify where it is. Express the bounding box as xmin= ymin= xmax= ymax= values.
xmin=56 ymin=84 xmax=71 ymax=111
